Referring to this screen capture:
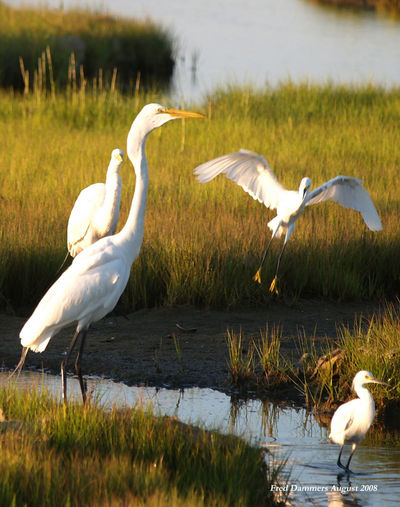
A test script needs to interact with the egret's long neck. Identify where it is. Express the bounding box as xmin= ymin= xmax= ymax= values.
xmin=299 ymin=187 xmax=308 ymax=203
xmin=115 ymin=121 xmax=149 ymax=264
xmin=95 ymin=166 xmax=122 ymax=233
xmin=356 ymin=384 xmax=375 ymax=411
